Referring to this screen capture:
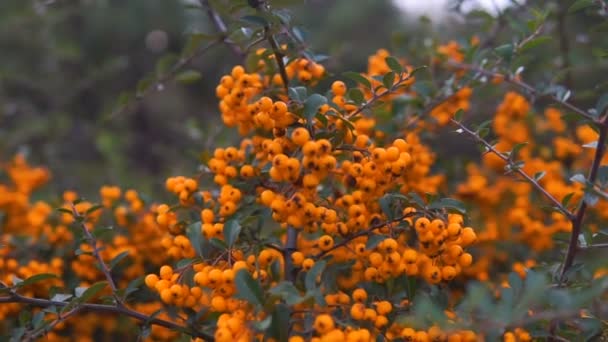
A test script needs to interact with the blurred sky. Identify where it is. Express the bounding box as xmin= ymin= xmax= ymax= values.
xmin=393 ymin=0 xmax=513 ymax=19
